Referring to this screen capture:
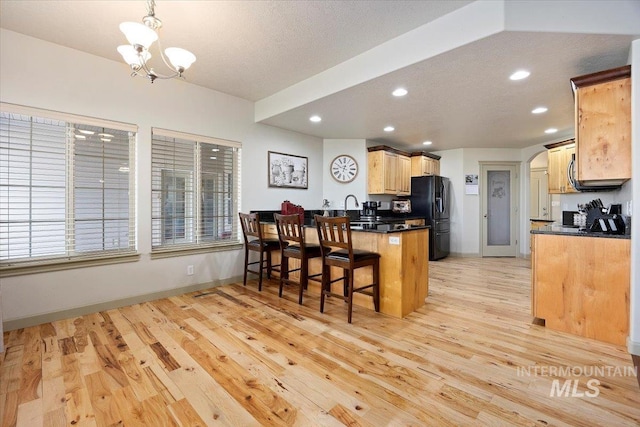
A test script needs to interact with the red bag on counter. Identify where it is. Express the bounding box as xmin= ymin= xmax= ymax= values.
xmin=281 ymin=200 xmax=304 ymax=222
